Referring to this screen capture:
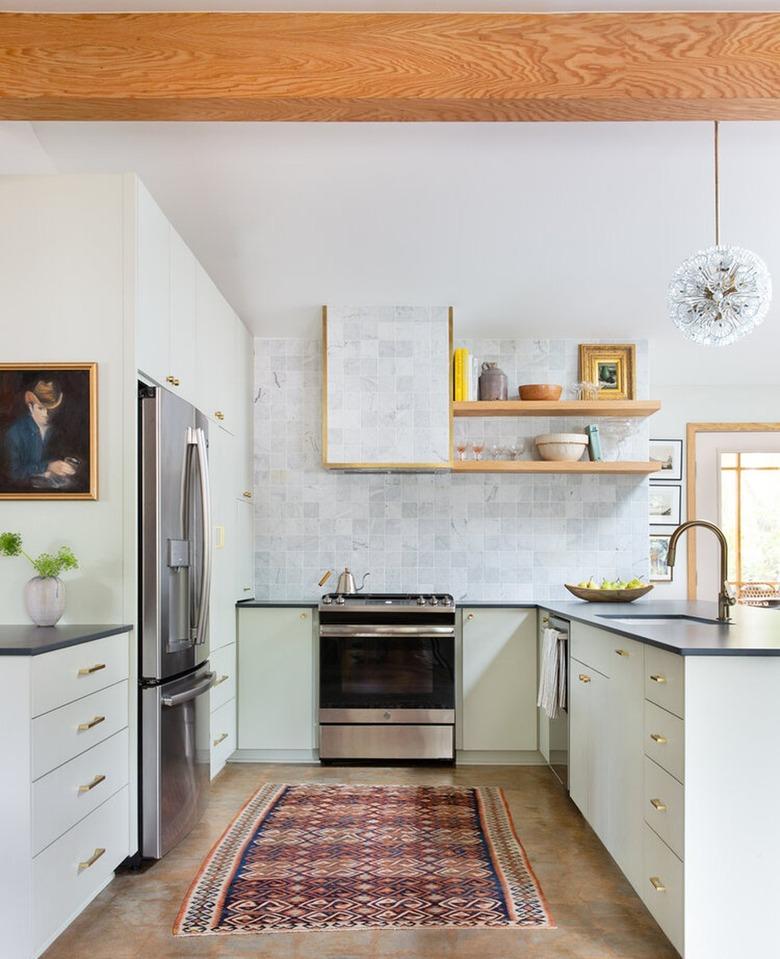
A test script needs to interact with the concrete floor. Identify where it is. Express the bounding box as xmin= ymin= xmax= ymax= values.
xmin=43 ymin=763 xmax=679 ymax=959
